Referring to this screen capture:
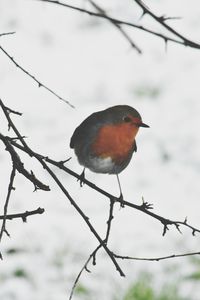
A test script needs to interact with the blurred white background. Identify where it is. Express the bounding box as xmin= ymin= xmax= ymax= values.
xmin=0 ymin=0 xmax=200 ymax=299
